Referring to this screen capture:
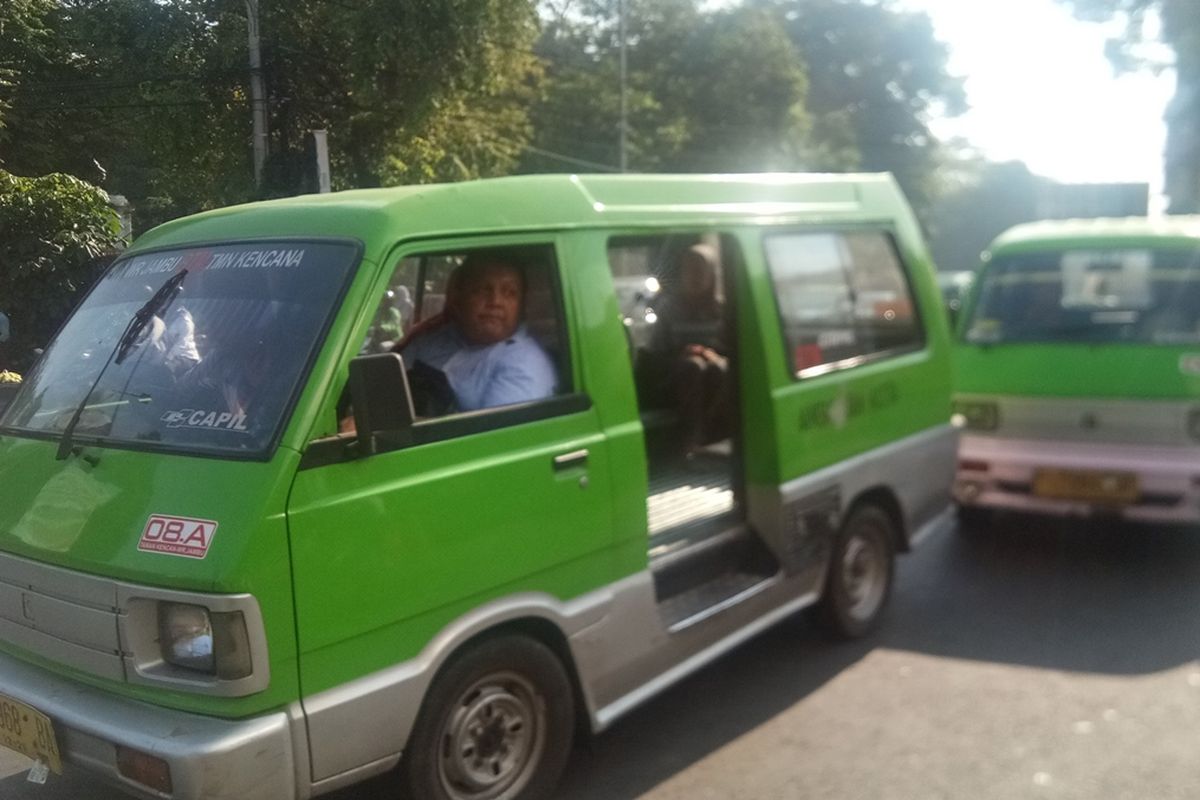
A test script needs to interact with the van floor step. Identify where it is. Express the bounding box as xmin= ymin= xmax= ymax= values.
xmin=647 ymin=455 xmax=735 ymax=537
xmin=658 ymin=570 xmax=777 ymax=633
